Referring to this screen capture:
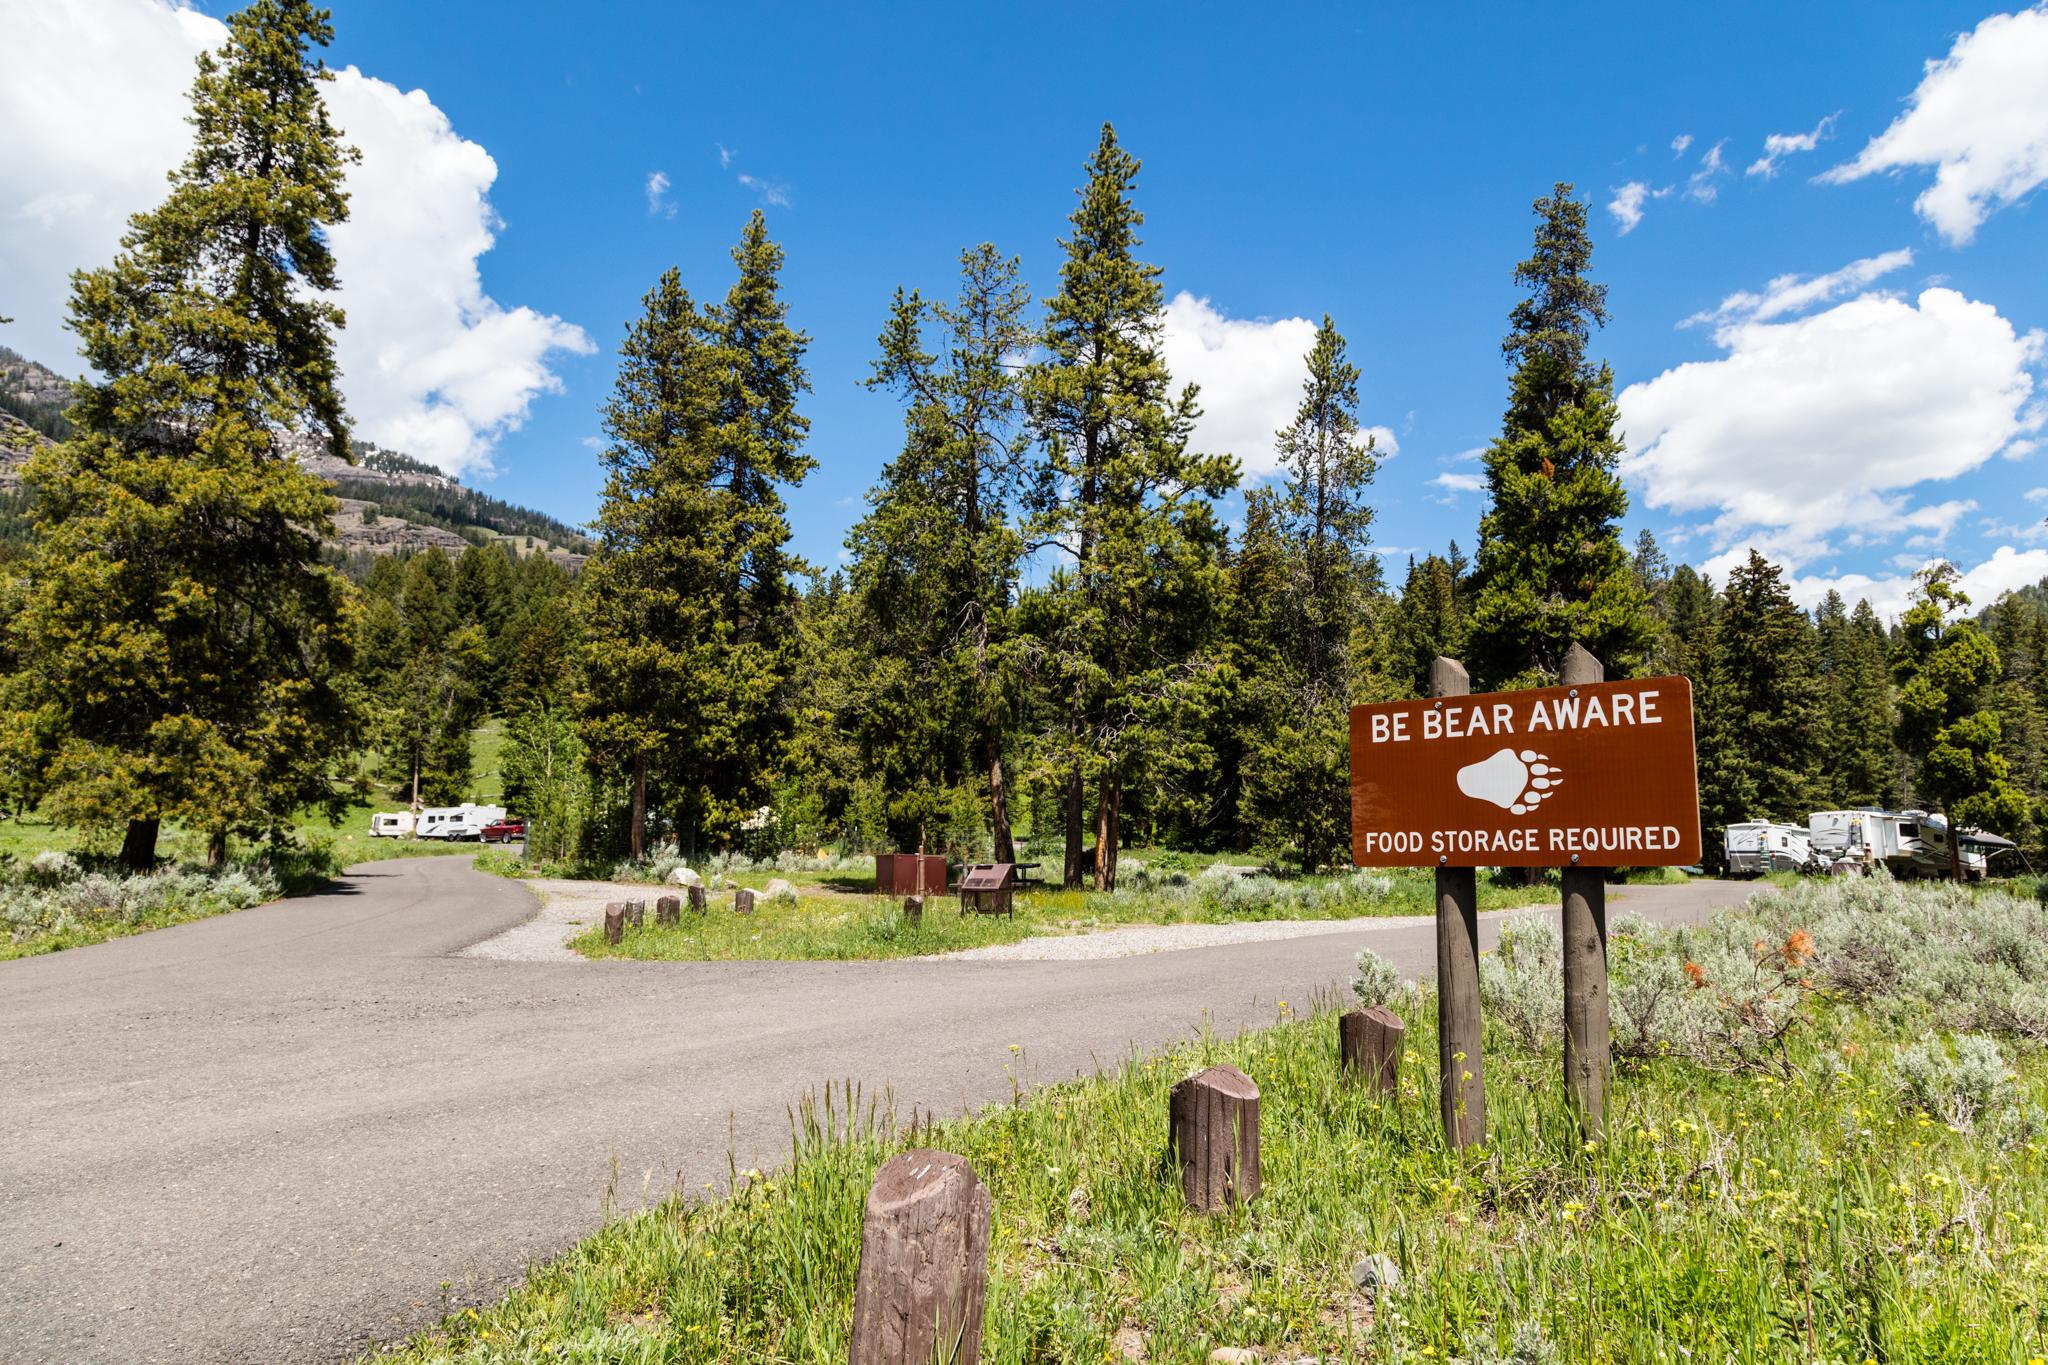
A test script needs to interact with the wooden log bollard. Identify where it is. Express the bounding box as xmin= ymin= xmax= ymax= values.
xmin=603 ymin=902 xmax=624 ymax=945
xmin=1431 ymin=655 xmax=1487 ymax=1148
xmin=1169 ymin=1064 xmax=1261 ymax=1212
xmin=848 ymin=1149 xmax=992 ymax=1365
xmin=627 ymin=899 xmax=646 ymax=929
xmin=903 ymin=894 xmax=924 ymax=921
xmin=1560 ymin=641 xmax=1612 ymax=1137
xmin=656 ymin=895 xmax=680 ymax=925
xmin=687 ymin=883 xmax=707 ymax=914
xmin=1339 ymin=1005 xmax=1405 ymax=1095
xmin=733 ymin=887 xmax=756 ymax=916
